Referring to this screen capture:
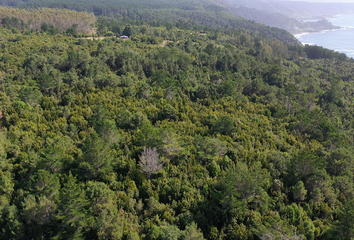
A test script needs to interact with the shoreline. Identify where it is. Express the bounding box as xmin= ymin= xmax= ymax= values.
xmin=293 ymin=15 xmax=341 ymax=38
xmin=293 ymin=27 xmax=342 ymax=39
xmin=294 ymin=14 xmax=347 ymax=39
xmin=293 ymin=13 xmax=354 ymax=58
